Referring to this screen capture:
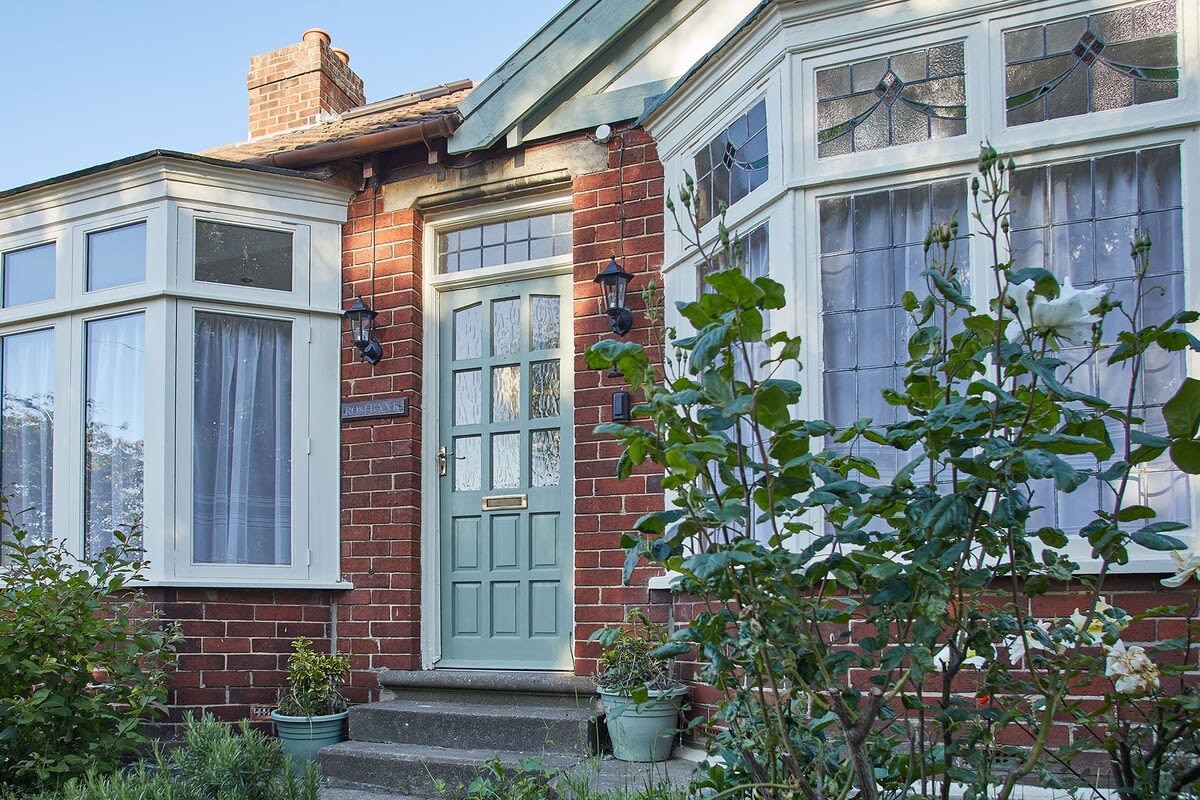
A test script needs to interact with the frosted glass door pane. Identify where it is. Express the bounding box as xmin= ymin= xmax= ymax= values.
xmin=454 ymin=436 xmax=481 ymax=492
xmin=492 ymin=365 xmax=520 ymax=422
xmin=454 ymin=370 xmax=481 ymax=425
xmin=454 ymin=304 xmax=482 ymax=360
xmin=1 ymin=329 xmax=54 ymax=546
xmin=531 ymin=430 xmax=560 ymax=487
xmin=492 ymin=298 xmax=520 ymax=356
xmin=492 ymin=433 xmax=520 ymax=489
xmin=530 ymin=361 xmax=560 ymax=418
xmin=530 ymin=295 xmax=560 ymax=350
xmin=85 ymin=314 xmax=145 ymax=557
